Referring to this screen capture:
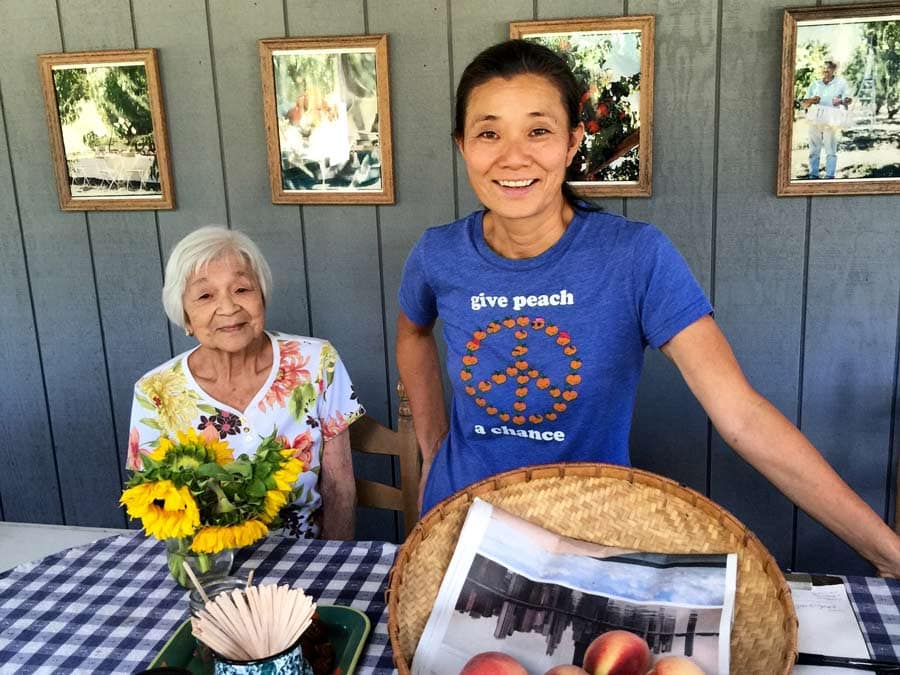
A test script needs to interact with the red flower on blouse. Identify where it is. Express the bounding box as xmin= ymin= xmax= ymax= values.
xmin=259 ymin=343 xmax=312 ymax=412
xmin=321 ymin=412 xmax=350 ymax=440
xmin=277 ymin=430 xmax=314 ymax=467
xmin=126 ymin=427 xmax=148 ymax=470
